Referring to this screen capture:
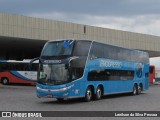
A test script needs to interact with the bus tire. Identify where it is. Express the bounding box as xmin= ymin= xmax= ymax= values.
xmin=137 ymin=84 xmax=142 ymax=95
xmin=95 ymin=86 xmax=102 ymax=100
xmin=132 ymin=84 xmax=137 ymax=95
xmin=84 ymin=87 xmax=93 ymax=102
xmin=1 ymin=78 xmax=9 ymax=85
